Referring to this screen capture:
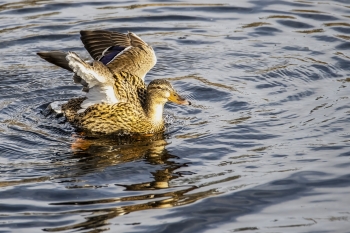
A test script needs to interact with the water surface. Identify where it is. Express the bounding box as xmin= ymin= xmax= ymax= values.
xmin=0 ymin=0 xmax=350 ymax=232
